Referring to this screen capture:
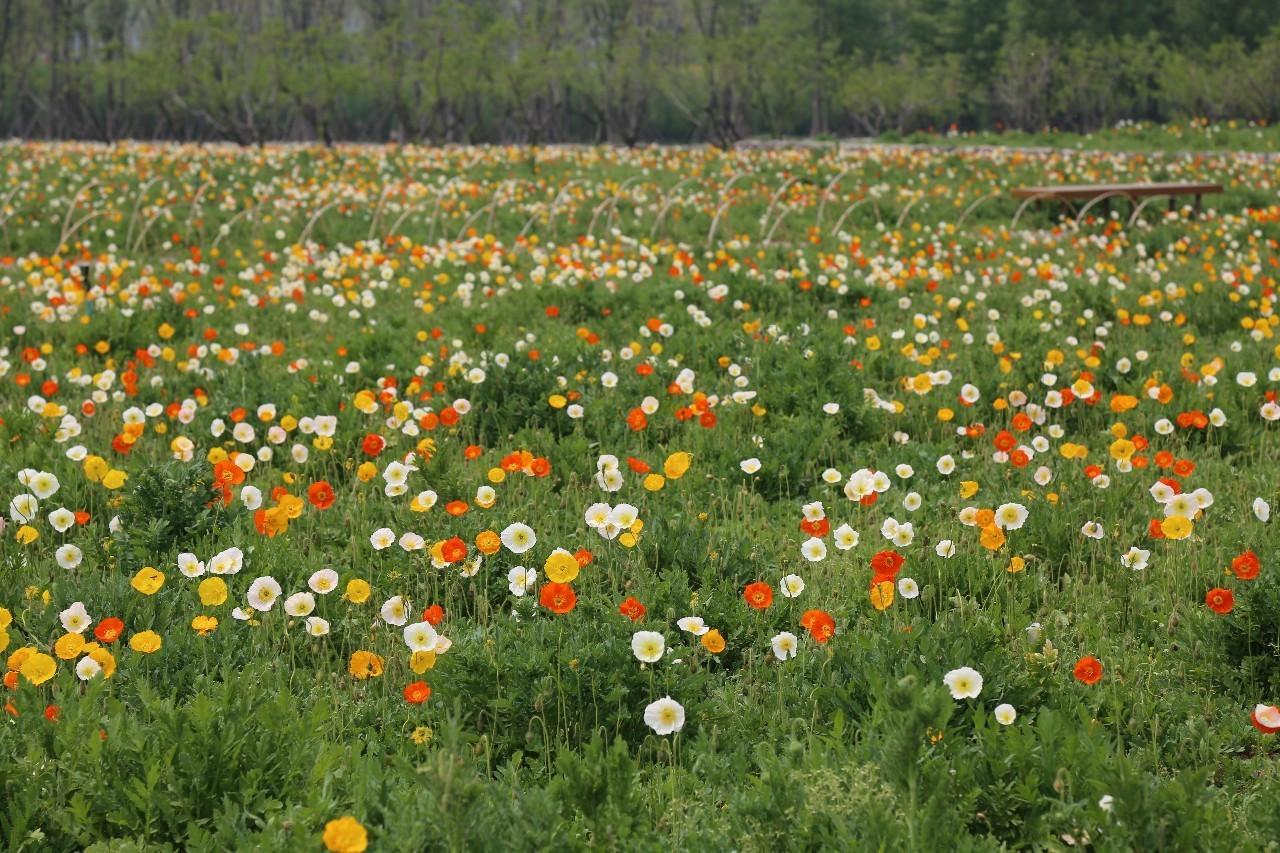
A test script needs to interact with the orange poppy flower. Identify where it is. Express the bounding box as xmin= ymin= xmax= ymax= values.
xmin=573 ymin=548 xmax=594 ymax=567
xmin=626 ymin=457 xmax=651 ymax=474
xmin=626 ymin=408 xmax=648 ymax=431
xmin=1073 ymin=656 xmax=1103 ymax=685
xmin=979 ymin=524 xmax=1006 ymax=551
xmin=464 ymin=445 xmax=484 ymax=460
xmin=403 ymin=681 xmax=431 ymax=703
xmin=94 ymin=617 xmax=124 ymax=644
xmin=421 ymin=605 xmax=445 ymax=626
xmin=476 ymin=530 xmax=501 ymax=555
xmin=619 ymin=596 xmax=646 ymax=622
xmin=540 ymin=582 xmax=577 ymax=614
xmin=744 ymin=582 xmax=773 ymax=610
xmin=361 ymin=434 xmax=386 ymax=456
xmin=349 ymin=650 xmax=385 ymax=679
xmin=1205 ymin=588 xmax=1234 ymax=614
xmin=800 ymin=518 xmax=830 ymax=537
xmin=308 ymin=481 xmax=335 ymax=510
xmin=1232 ymin=551 xmax=1261 ymax=580
xmin=801 ymin=610 xmax=835 ymax=643
xmin=445 ymin=500 xmax=469 ymax=516
xmin=212 ymin=459 xmax=244 ymax=486
xmin=441 ymin=537 xmax=468 ymax=564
